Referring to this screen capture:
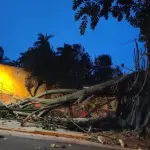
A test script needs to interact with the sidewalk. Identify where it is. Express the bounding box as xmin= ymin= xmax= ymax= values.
xmin=0 ymin=119 xmax=135 ymax=150
xmin=0 ymin=119 xmax=89 ymax=140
